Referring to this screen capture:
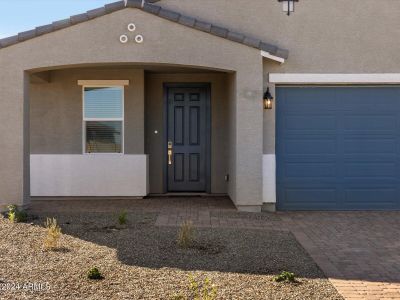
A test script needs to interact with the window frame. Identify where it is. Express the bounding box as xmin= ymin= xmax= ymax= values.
xmin=82 ymin=84 xmax=125 ymax=155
